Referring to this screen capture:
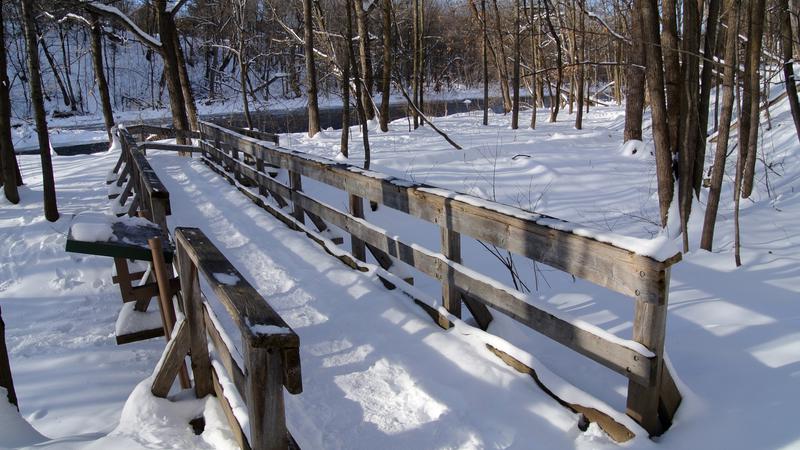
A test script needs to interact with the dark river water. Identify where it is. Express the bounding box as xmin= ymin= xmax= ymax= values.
xmin=44 ymin=94 xmax=542 ymax=154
